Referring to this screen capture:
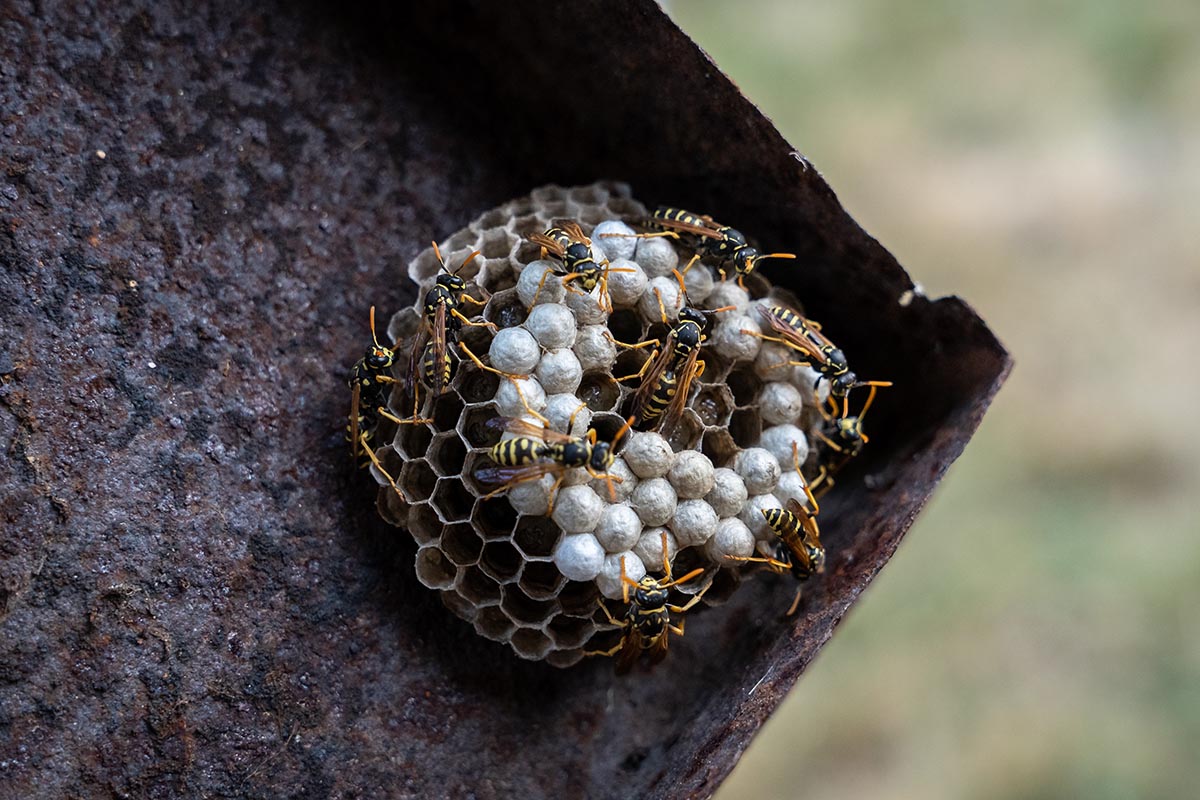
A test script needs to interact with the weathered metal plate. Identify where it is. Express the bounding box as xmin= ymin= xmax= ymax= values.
xmin=0 ymin=2 xmax=1009 ymax=798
